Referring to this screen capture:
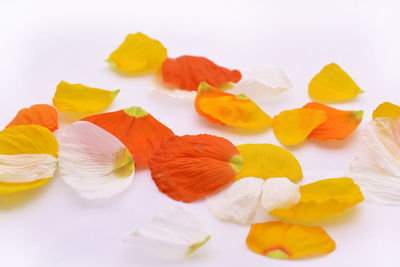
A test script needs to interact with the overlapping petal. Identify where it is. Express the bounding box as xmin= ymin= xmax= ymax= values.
xmin=372 ymin=102 xmax=400 ymax=120
xmin=6 ymin=104 xmax=58 ymax=132
xmin=261 ymin=178 xmax=301 ymax=212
